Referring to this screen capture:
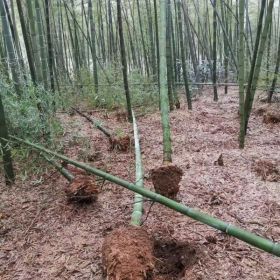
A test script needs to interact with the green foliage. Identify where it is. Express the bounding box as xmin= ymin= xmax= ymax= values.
xmin=58 ymin=67 xmax=159 ymax=111
xmin=1 ymin=82 xmax=62 ymax=142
